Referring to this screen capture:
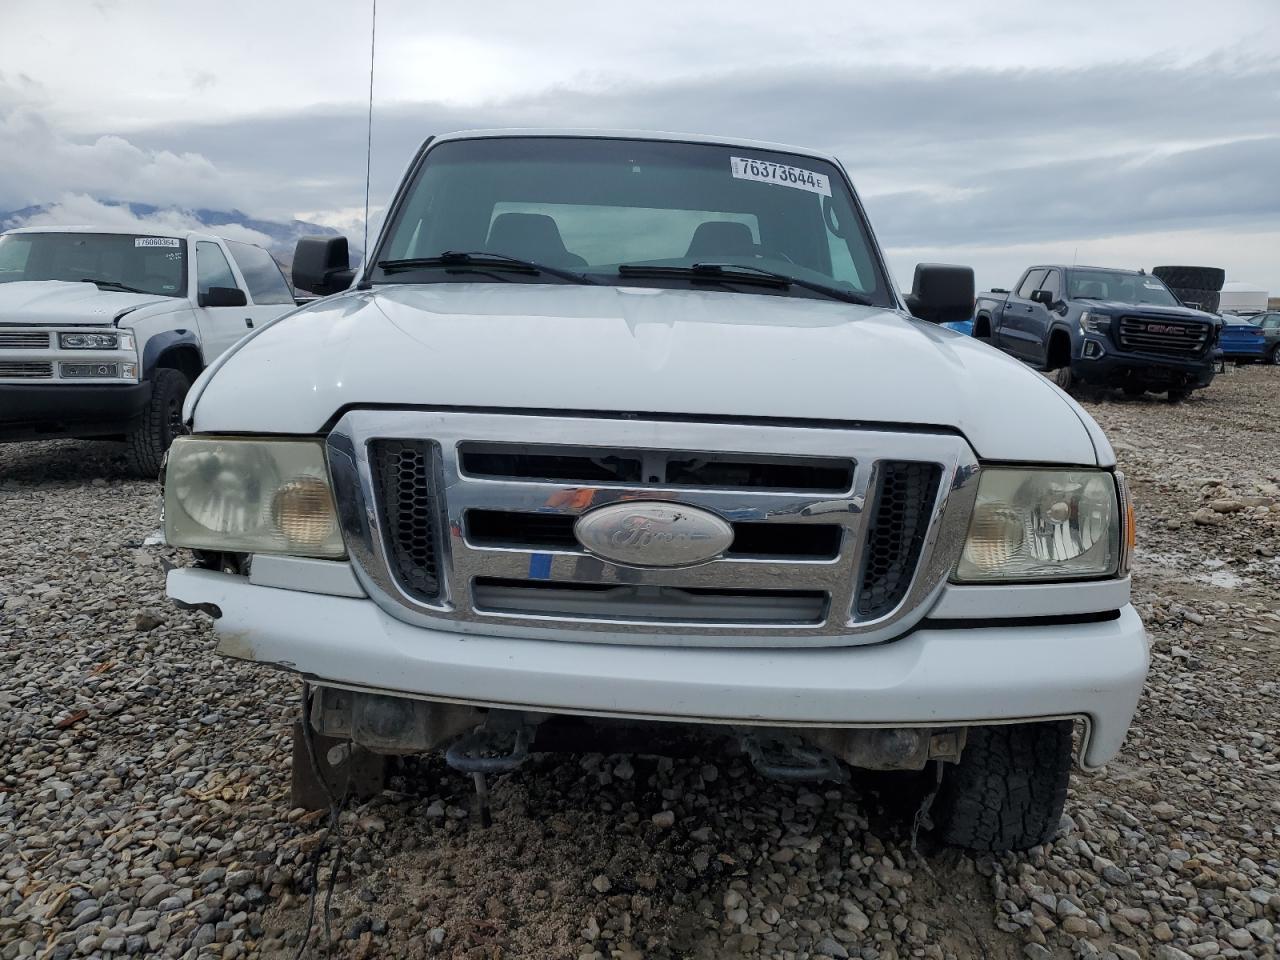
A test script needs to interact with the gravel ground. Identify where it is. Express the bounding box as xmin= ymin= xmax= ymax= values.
xmin=2 ymin=366 xmax=1277 ymax=960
